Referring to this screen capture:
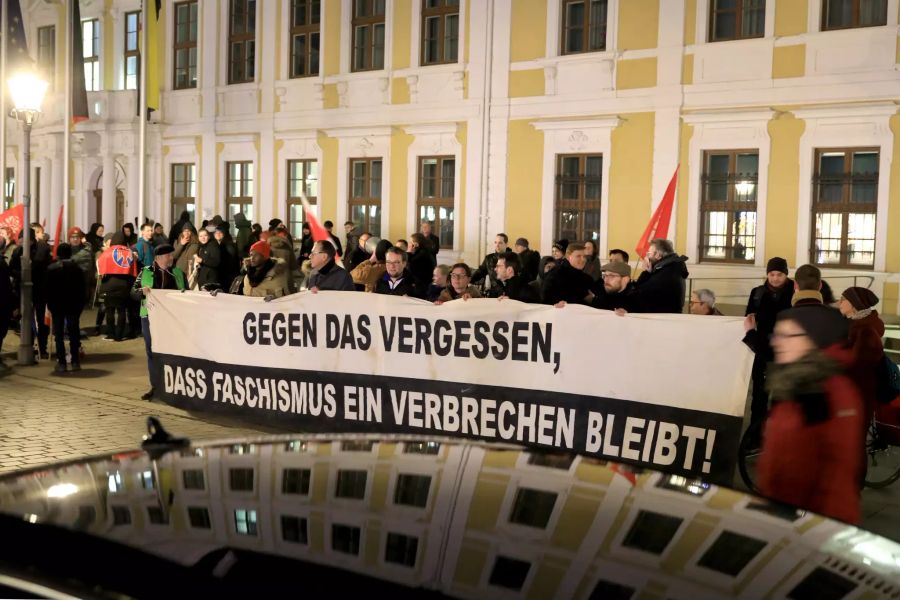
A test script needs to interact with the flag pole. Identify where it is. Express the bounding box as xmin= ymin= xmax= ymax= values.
xmin=137 ymin=0 xmax=148 ymax=227
xmin=64 ymin=0 xmax=72 ymax=230
xmin=1 ymin=0 xmax=7 ymax=215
